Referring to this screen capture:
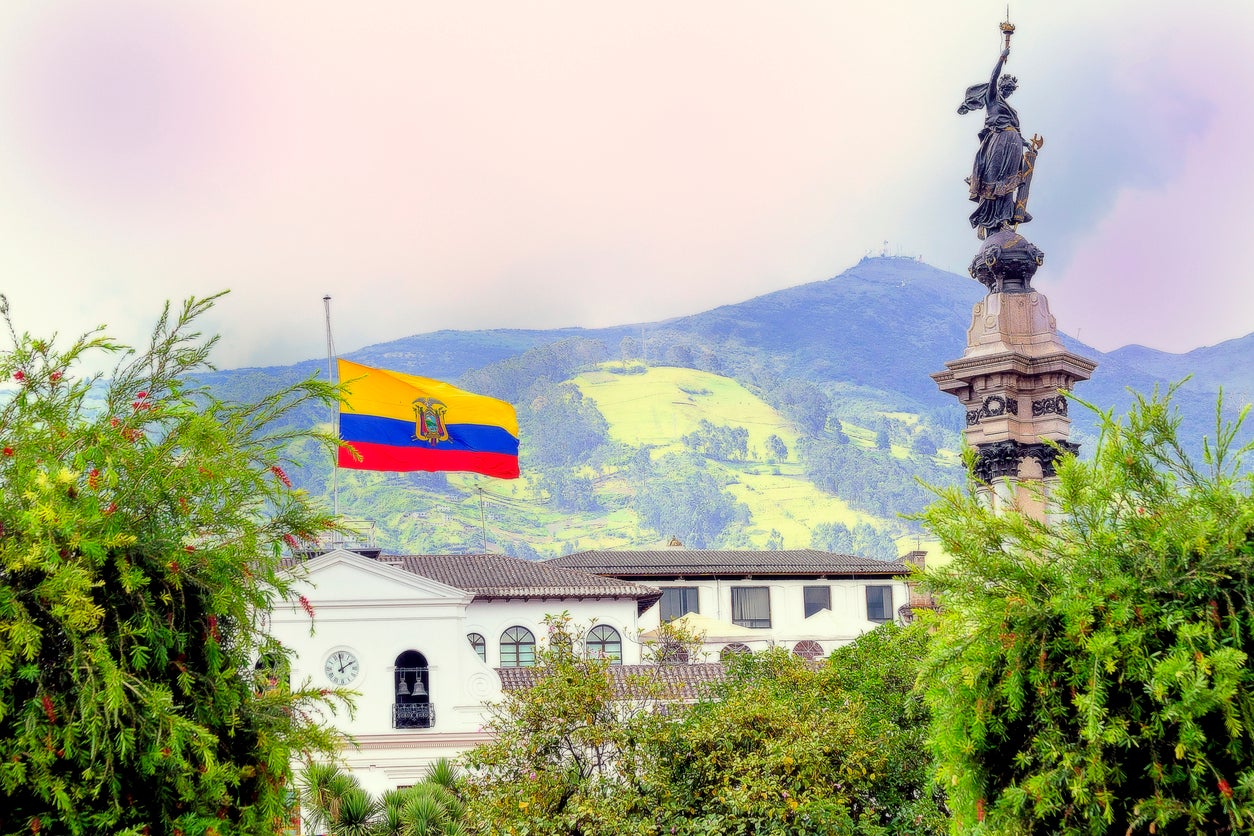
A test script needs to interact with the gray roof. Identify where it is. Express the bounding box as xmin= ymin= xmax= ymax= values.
xmin=496 ymin=663 xmax=726 ymax=701
xmin=378 ymin=553 xmax=662 ymax=613
xmin=546 ymin=549 xmax=909 ymax=578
